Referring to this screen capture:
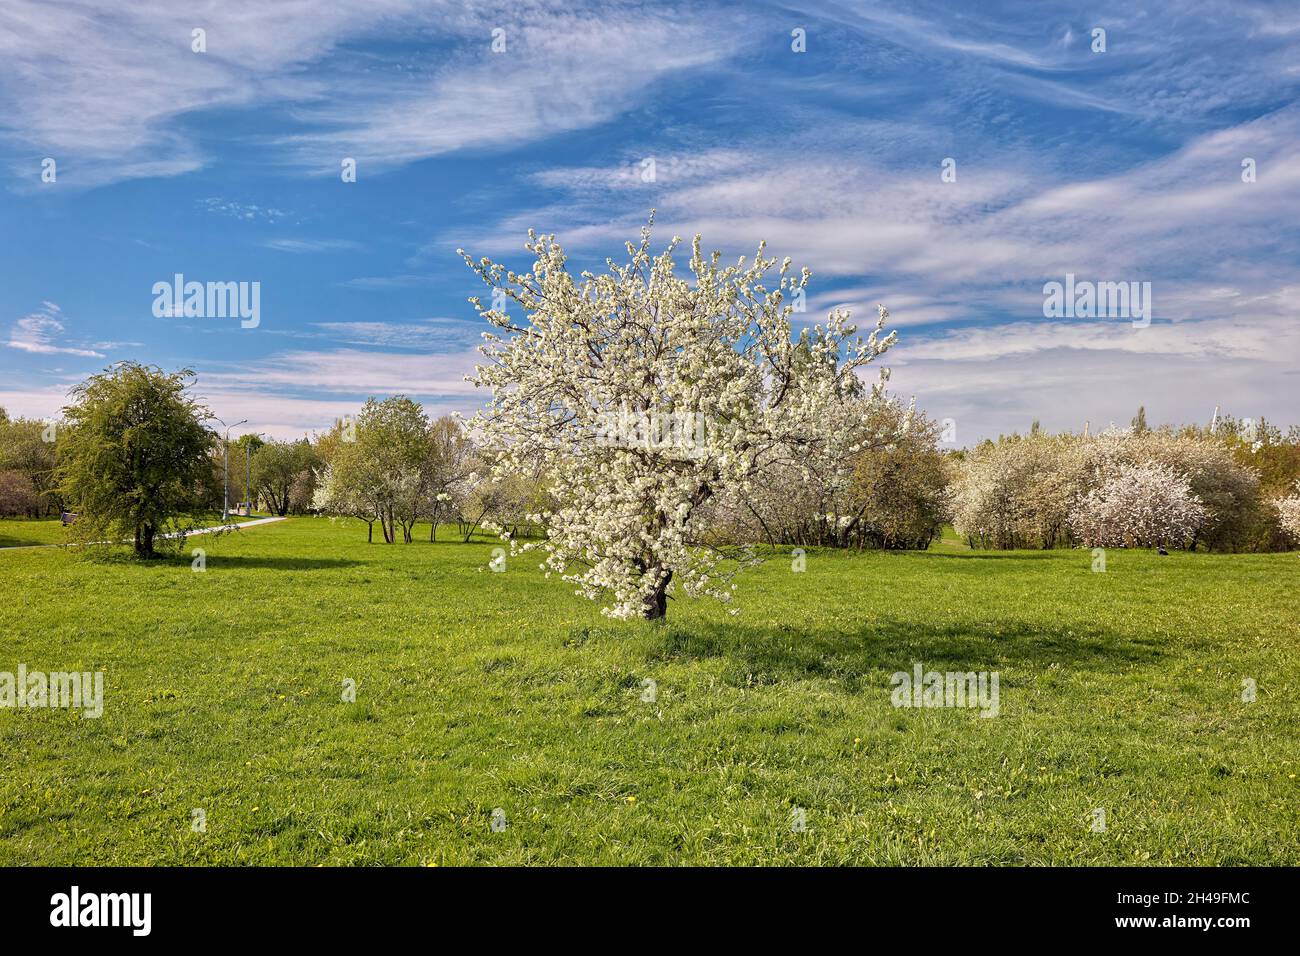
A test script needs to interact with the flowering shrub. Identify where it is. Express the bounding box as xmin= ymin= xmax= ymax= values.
xmin=950 ymin=432 xmax=1085 ymax=549
xmin=702 ymin=400 xmax=928 ymax=549
xmin=1089 ymin=429 xmax=1259 ymax=551
xmin=459 ymin=217 xmax=896 ymax=619
xmin=951 ymin=426 xmax=1265 ymax=551
xmin=1276 ymin=483 xmax=1300 ymax=543
xmin=1067 ymin=462 xmax=1206 ymax=549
